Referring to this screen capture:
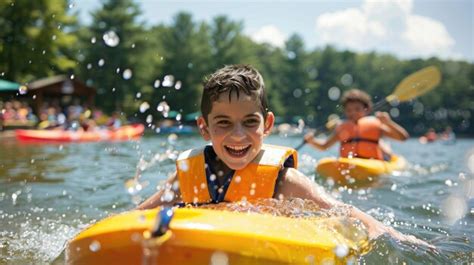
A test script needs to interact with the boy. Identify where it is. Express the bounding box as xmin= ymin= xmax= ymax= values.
xmin=138 ymin=65 xmax=427 ymax=245
xmin=304 ymin=89 xmax=409 ymax=160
